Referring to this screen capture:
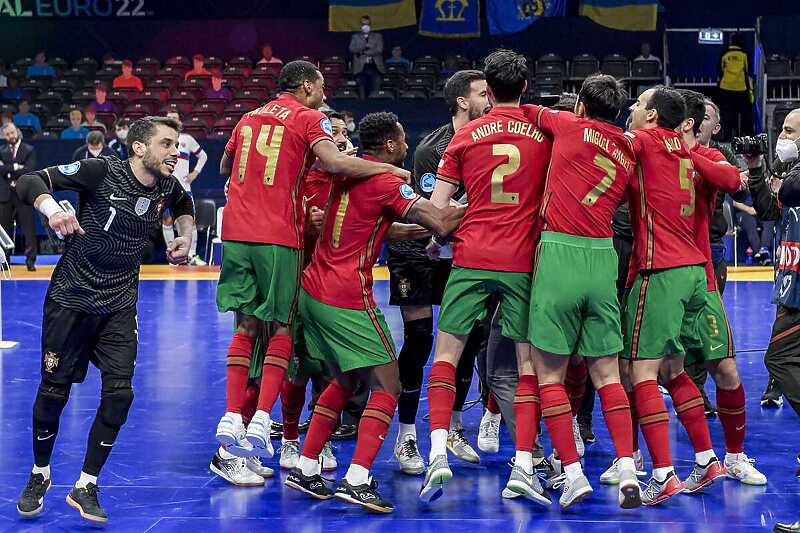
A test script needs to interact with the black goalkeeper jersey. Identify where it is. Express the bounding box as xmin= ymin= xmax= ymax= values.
xmin=18 ymin=156 xmax=194 ymax=314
